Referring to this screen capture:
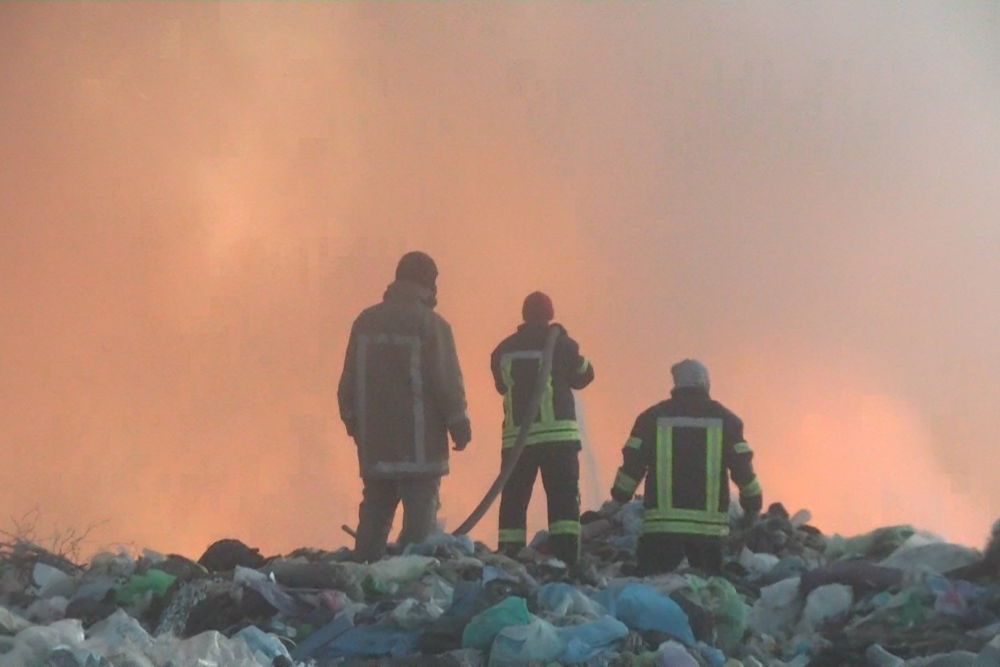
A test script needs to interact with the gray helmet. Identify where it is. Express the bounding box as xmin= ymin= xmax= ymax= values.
xmin=671 ymin=359 xmax=710 ymax=391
